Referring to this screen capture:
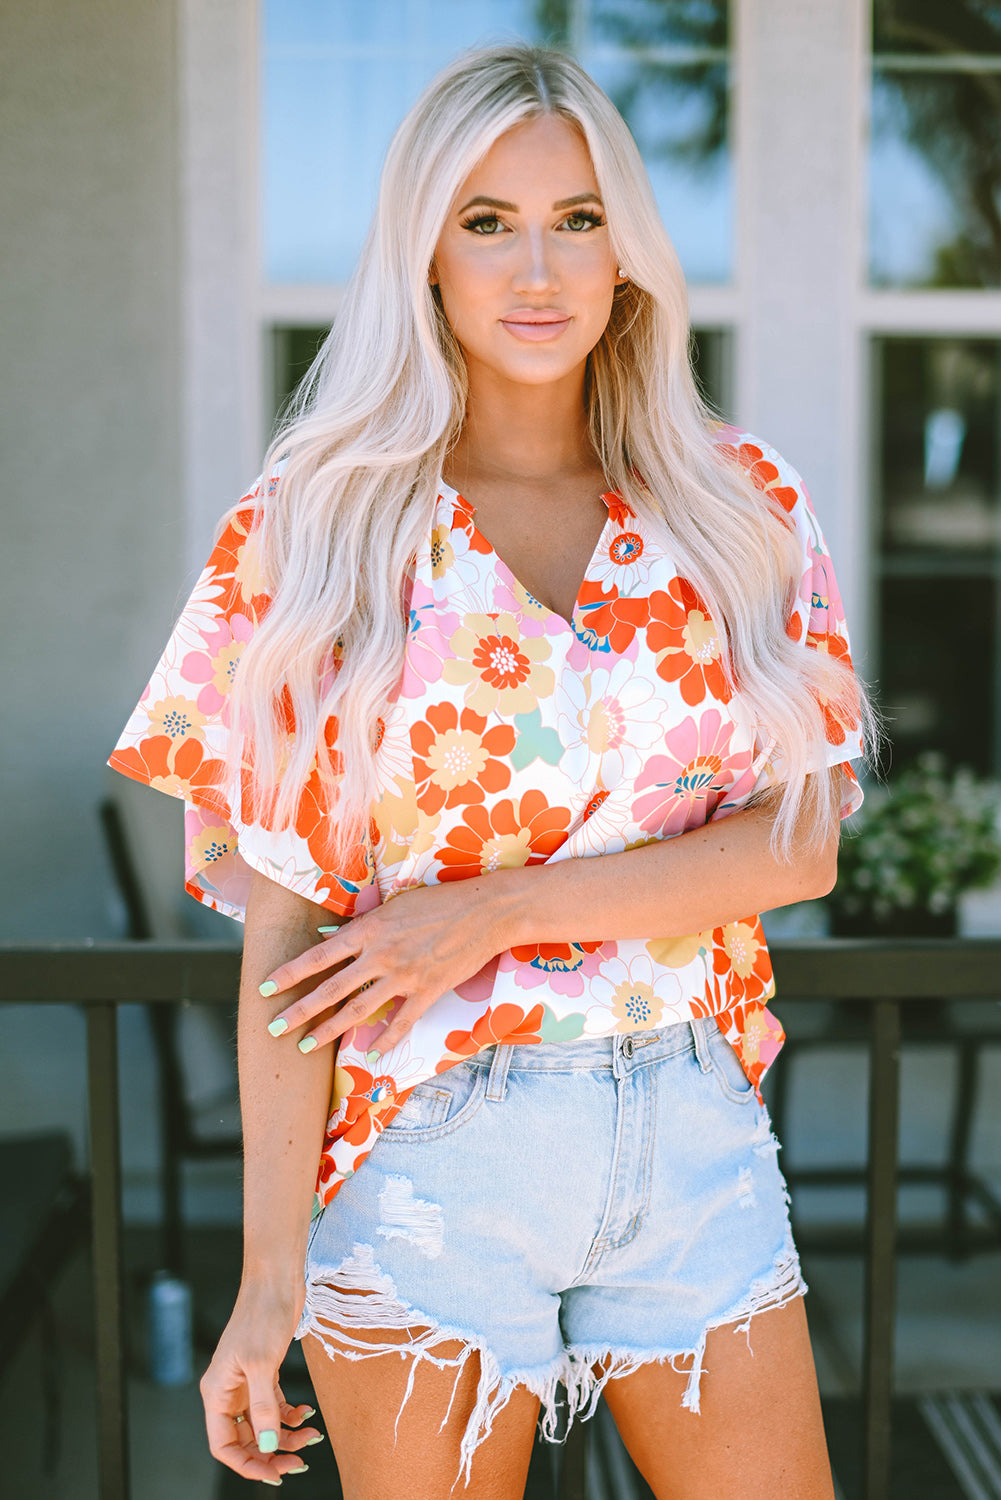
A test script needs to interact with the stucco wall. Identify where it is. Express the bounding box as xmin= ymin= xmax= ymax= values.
xmin=1 ymin=0 xmax=185 ymax=942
